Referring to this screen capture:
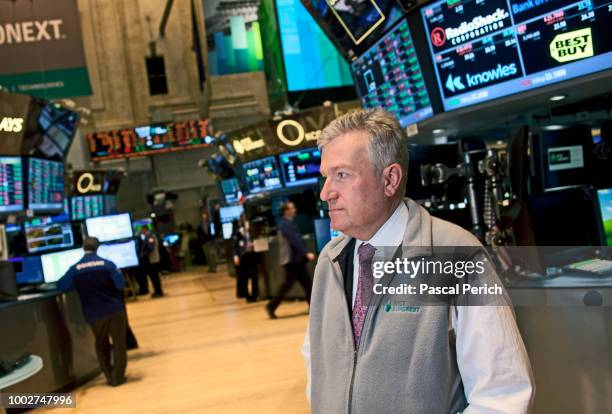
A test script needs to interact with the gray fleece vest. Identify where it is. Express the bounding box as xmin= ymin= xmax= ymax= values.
xmin=309 ymin=199 xmax=483 ymax=414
